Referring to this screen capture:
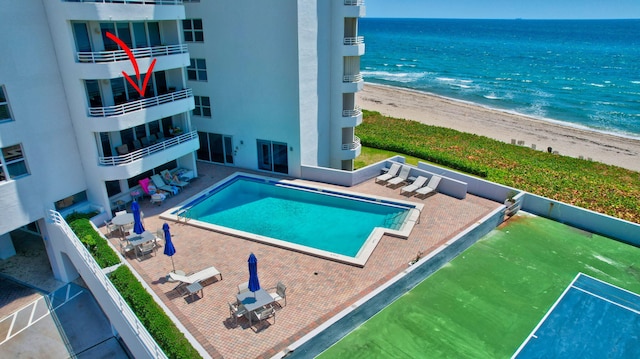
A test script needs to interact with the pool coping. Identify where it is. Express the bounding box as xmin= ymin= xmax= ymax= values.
xmin=159 ymin=172 xmax=423 ymax=267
